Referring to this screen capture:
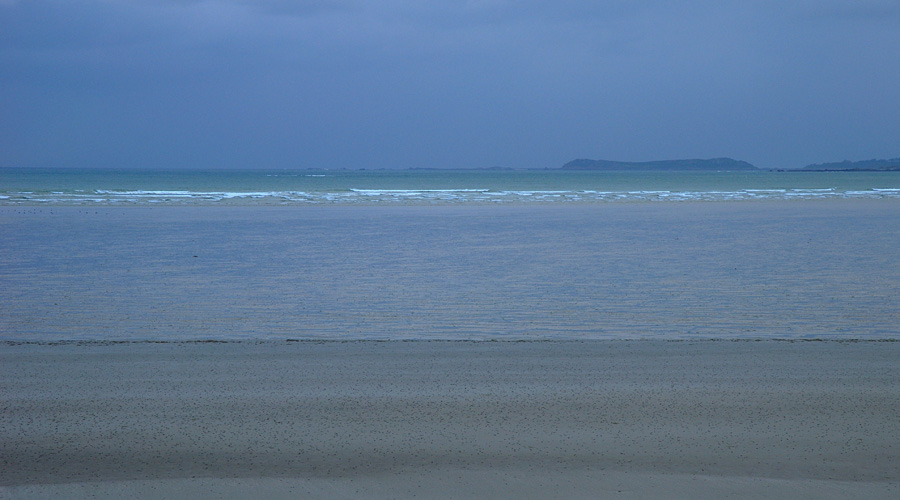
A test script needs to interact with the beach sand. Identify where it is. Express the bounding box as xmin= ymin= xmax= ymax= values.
xmin=2 ymin=340 xmax=898 ymax=499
